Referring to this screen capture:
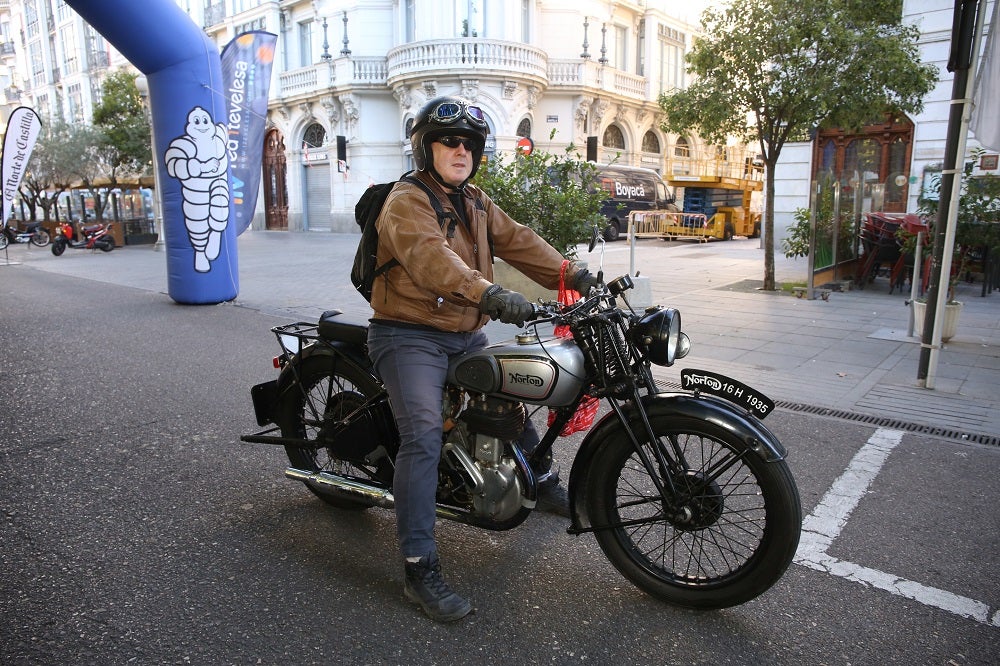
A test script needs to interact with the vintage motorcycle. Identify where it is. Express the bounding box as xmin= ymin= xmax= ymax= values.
xmin=0 ymin=221 xmax=50 ymax=249
xmin=241 ymin=239 xmax=802 ymax=610
xmin=51 ymin=220 xmax=115 ymax=256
